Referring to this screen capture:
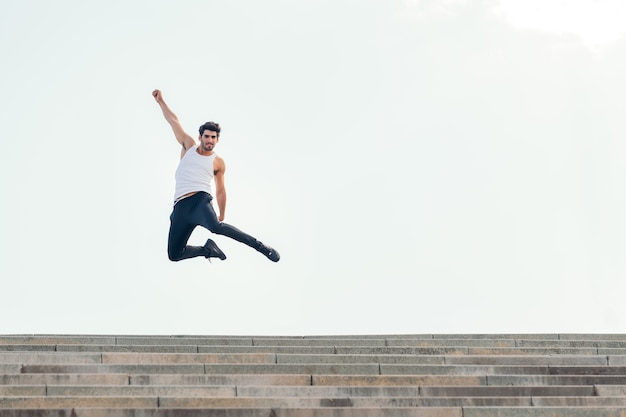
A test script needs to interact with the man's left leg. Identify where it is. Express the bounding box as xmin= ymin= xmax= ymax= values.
xmin=197 ymin=194 xmax=280 ymax=262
